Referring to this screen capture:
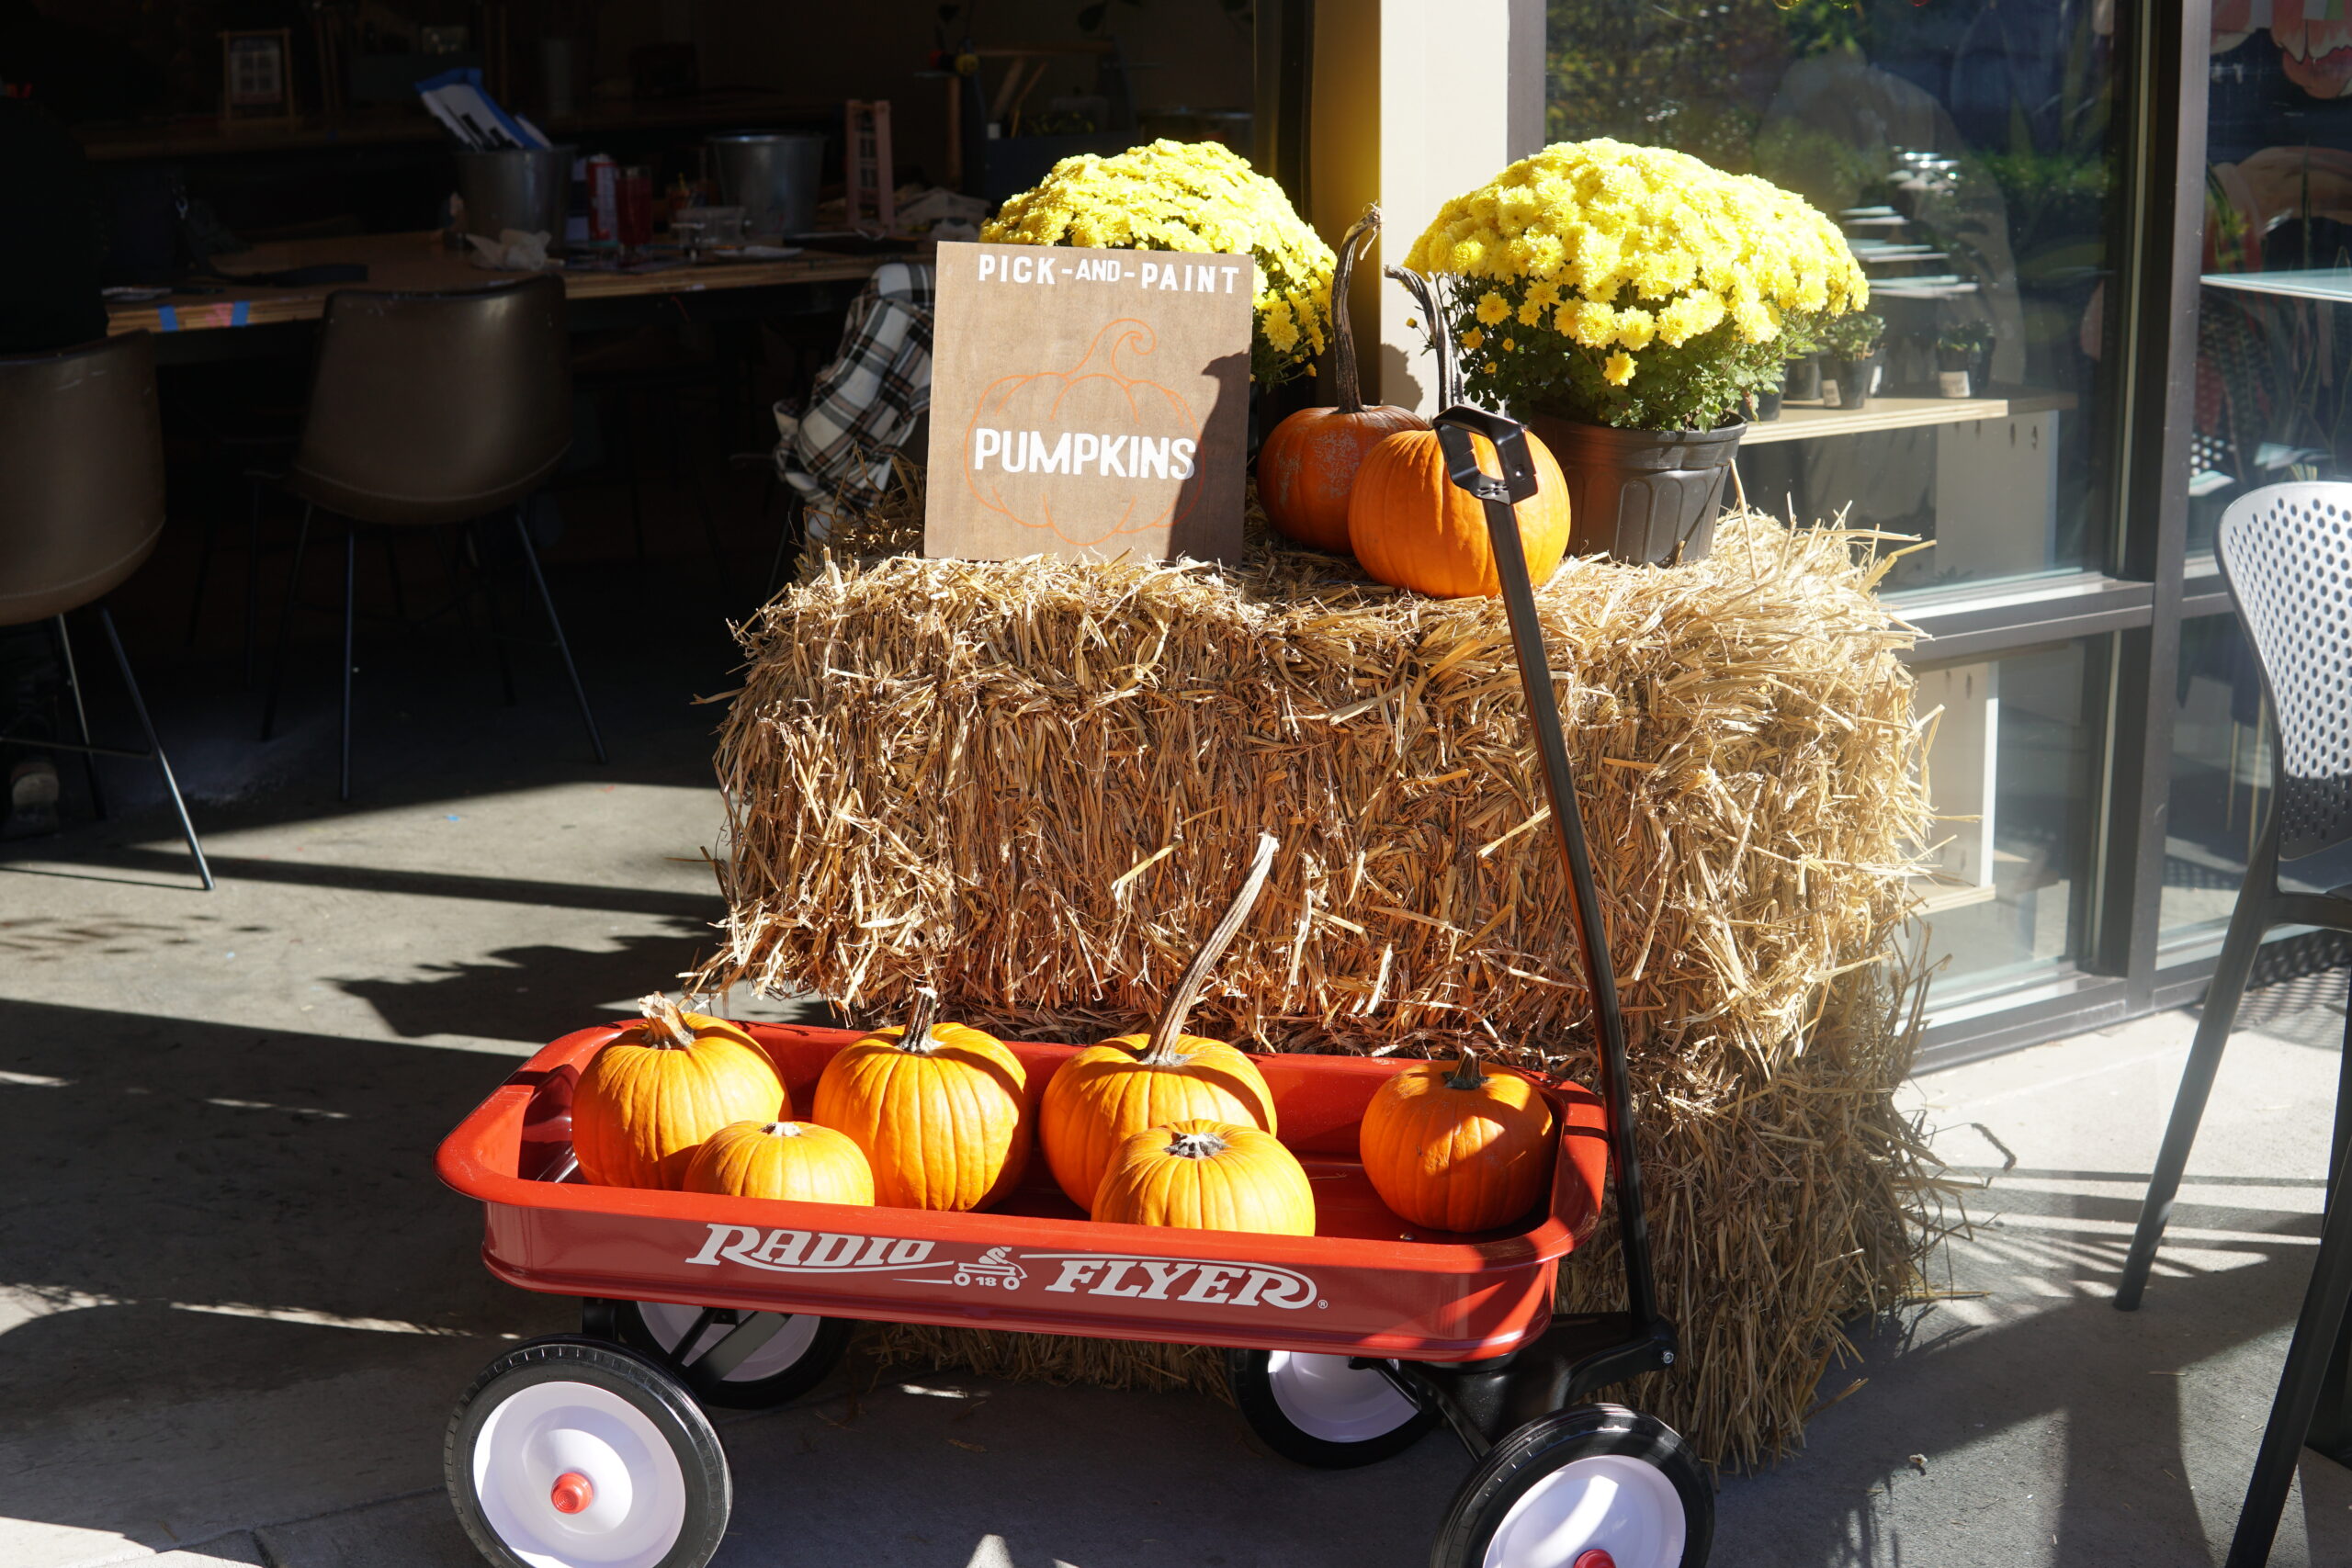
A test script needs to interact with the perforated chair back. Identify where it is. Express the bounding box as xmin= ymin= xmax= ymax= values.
xmin=288 ymin=274 xmax=571 ymax=528
xmin=2217 ymin=480 xmax=2352 ymax=861
xmin=0 ymin=332 xmax=165 ymax=628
